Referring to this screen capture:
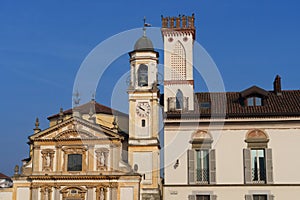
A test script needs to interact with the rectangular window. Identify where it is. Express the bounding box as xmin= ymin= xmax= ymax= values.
xmin=196 ymin=195 xmax=210 ymax=200
xmin=247 ymin=97 xmax=254 ymax=106
xmin=253 ymin=194 xmax=267 ymax=200
xmin=251 ymin=149 xmax=266 ymax=182
xmin=200 ymin=102 xmax=211 ymax=109
xmin=255 ymin=97 xmax=262 ymax=106
xmin=196 ymin=150 xmax=209 ymax=183
xmin=67 ymin=154 xmax=82 ymax=171
xmin=247 ymin=97 xmax=262 ymax=106
xmin=141 ymin=119 xmax=146 ymax=127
